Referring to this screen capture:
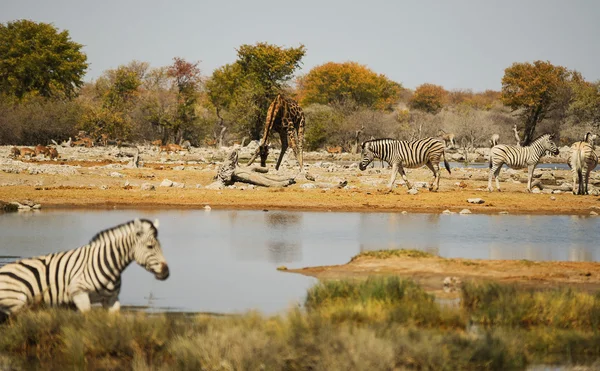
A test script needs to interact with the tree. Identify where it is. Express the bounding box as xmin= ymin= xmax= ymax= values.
xmin=409 ymin=84 xmax=448 ymax=114
xmin=297 ymin=62 xmax=401 ymax=110
xmin=501 ymin=60 xmax=570 ymax=145
xmin=206 ymin=42 xmax=306 ymax=140
xmin=167 ymin=57 xmax=202 ymax=143
xmin=569 ymin=77 xmax=600 ymax=129
xmin=0 ymin=20 xmax=88 ymax=99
